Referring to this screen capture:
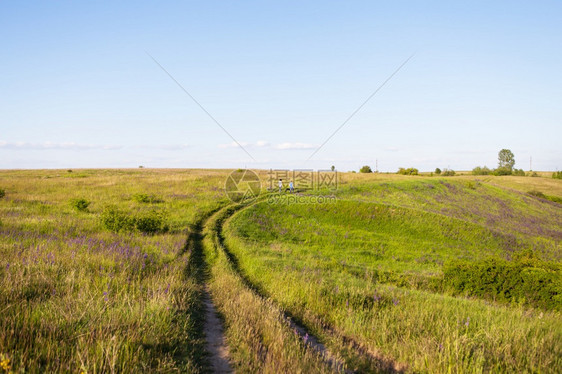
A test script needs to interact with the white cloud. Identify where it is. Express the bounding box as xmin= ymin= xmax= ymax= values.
xmin=274 ymin=142 xmax=317 ymax=150
xmin=217 ymin=140 xmax=317 ymax=151
xmin=0 ymin=141 xmax=122 ymax=150
xmin=134 ymin=144 xmax=191 ymax=151
xmin=218 ymin=141 xmax=249 ymax=149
